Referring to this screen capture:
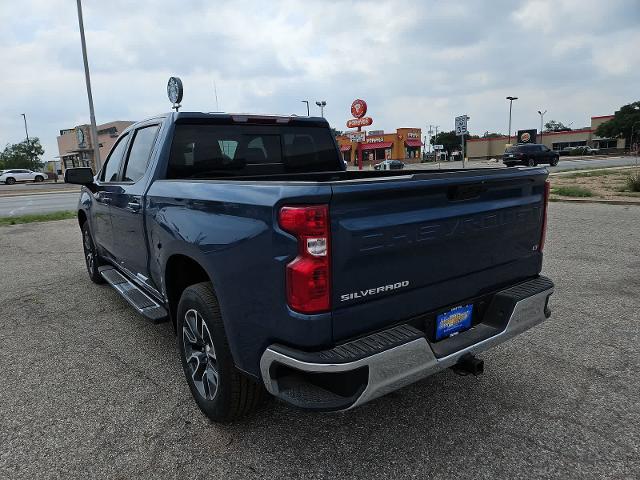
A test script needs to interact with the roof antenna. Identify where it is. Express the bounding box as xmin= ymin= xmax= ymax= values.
xmin=213 ymin=80 xmax=220 ymax=111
